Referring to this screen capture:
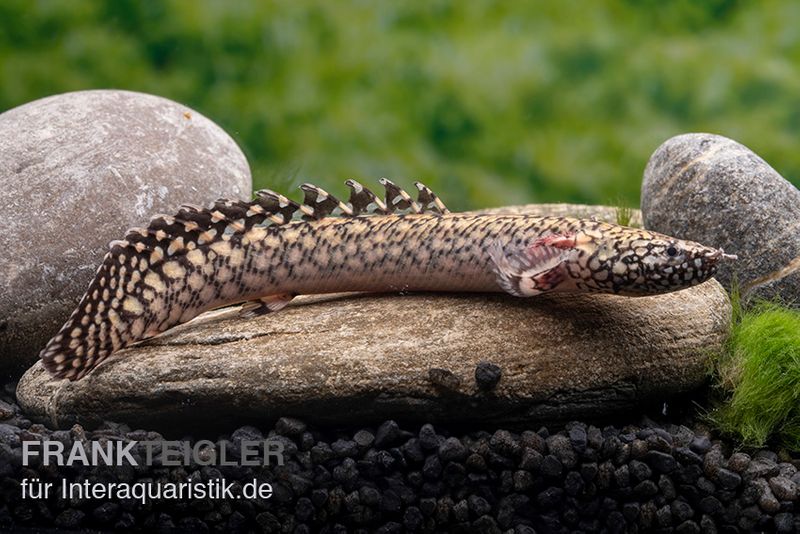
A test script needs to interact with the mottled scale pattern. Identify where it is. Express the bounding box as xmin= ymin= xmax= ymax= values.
xmin=40 ymin=180 xmax=733 ymax=380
